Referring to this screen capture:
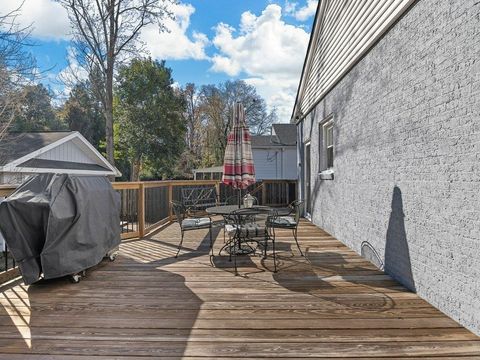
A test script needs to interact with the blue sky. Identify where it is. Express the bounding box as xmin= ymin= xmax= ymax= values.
xmin=0 ymin=0 xmax=317 ymax=121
